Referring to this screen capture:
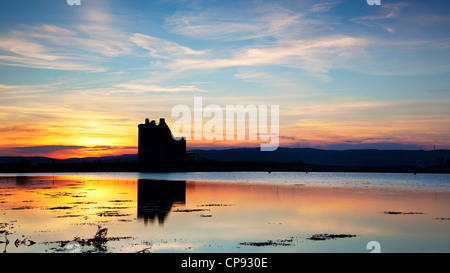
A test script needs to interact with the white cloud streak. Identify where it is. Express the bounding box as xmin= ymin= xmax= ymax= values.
xmin=112 ymin=83 xmax=207 ymax=93
xmin=165 ymin=5 xmax=314 ymax=41
xmin=165 ymin=36 xmax=369 ymax=77
xmin=130 ymin=33 xmax=205 ymax=59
